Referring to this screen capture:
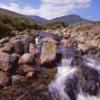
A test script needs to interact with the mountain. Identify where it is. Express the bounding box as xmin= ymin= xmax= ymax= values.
xmin=27 ymin=15 xmax=48 ymax=24
xmin=50 ymin=14 xmax=85 ymax=24
xmin=0 ymin=8 xmax=24 ymax=17
xmin=0 ymin=8 xmax=85 ymax=25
